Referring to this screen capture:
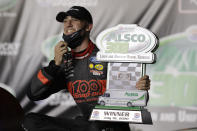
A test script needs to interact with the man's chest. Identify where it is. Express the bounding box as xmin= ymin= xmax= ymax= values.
xmin=71 ymin=56 xmax=107 ymax=81
xmin=66 ymin=56 xmax=107 ymax=102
